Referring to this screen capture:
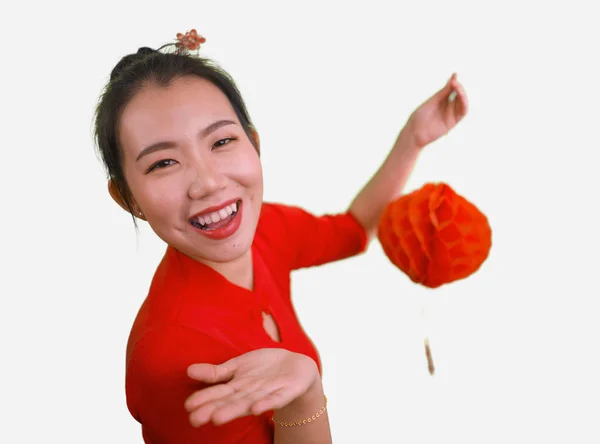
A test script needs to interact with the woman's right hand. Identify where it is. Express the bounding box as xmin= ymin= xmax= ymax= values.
xmin=184 ymin=348 xmax=321 ymax=428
